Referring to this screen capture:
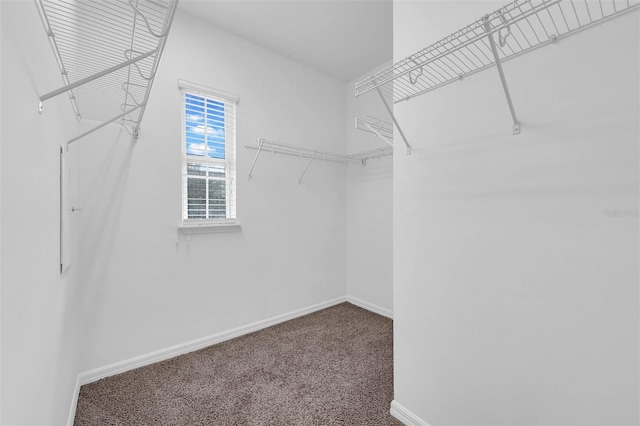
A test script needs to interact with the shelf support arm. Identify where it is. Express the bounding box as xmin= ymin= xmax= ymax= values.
xmin=298 ymin=150 xmax=318 ymax=185
xmin=376 ymin=87 xmax=411 ymax=154
xmin=248 ymin=139 xmax=264 ymax=179
xmin=67 ymin=106 xmax=142 ymax=146
xmin=483 ymin=16 xmax=520 ymax=135
xmin=362 ymin=122 xmax=393 ymax=147
xmin=39 ymin=49 xmax=158 ymax=106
